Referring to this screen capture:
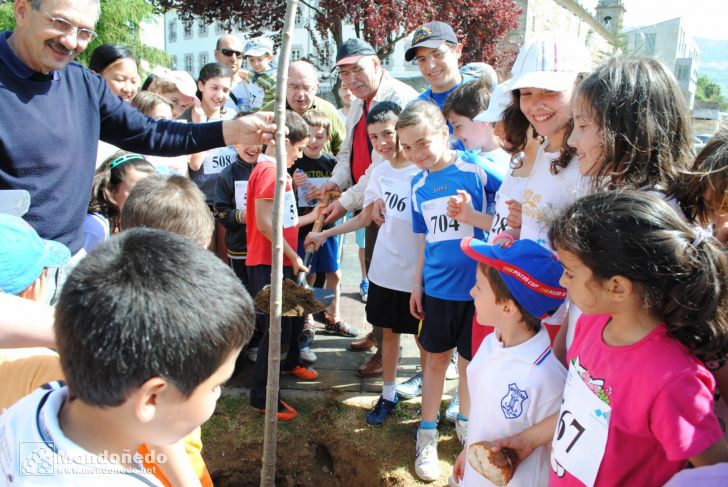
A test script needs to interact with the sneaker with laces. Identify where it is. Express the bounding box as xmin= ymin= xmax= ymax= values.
xmin=359 ymin=279 xmax=369 ymax=302
xmin=324 ymin=316 xmax=362 ymax=337
xmin=415 ymin=428 xmax=440 ymax=481
xmin=300 ymin=347 xmax=317 ymax=364
xmin=445 ymin=354 xmax=459 ymax=380
xmin=397 ymin=371 xmax=423 ymax=399
xmin=366 ymin=395 xmax=398 ymax=426
xmin=445 ymin=388 xmax=459 ymax=424
xmin=455 ymin=417 xmax=468 ymax=446
xmin=286 ymin=364 xmax=319 ymax=380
